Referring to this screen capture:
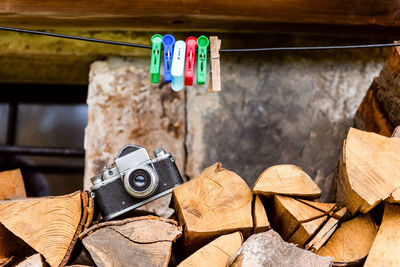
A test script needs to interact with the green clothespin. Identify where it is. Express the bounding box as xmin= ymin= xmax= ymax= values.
xmin=150 ymin=34 xmax=163 ymax=83
xmin=197 ymin=36 xmax=209 ymax=85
